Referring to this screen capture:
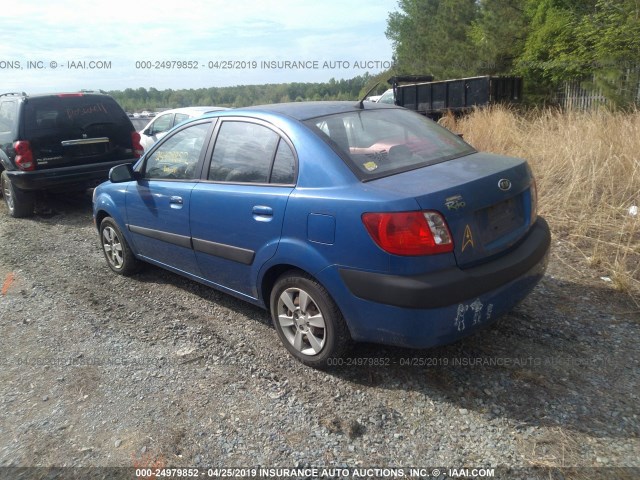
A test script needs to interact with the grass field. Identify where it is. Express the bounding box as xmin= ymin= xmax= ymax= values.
xmin=441 ymin=106 xmax=640 ymax=304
